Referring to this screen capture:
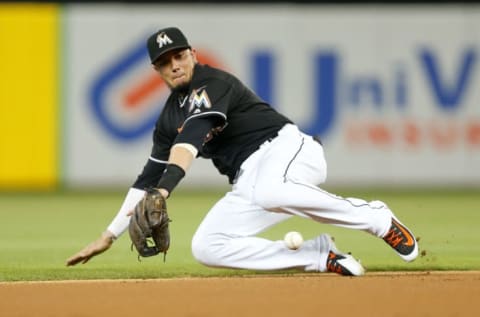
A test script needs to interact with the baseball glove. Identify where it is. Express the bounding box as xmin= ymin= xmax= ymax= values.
xmin=128 ymin=188 xmax=171 ymax=260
